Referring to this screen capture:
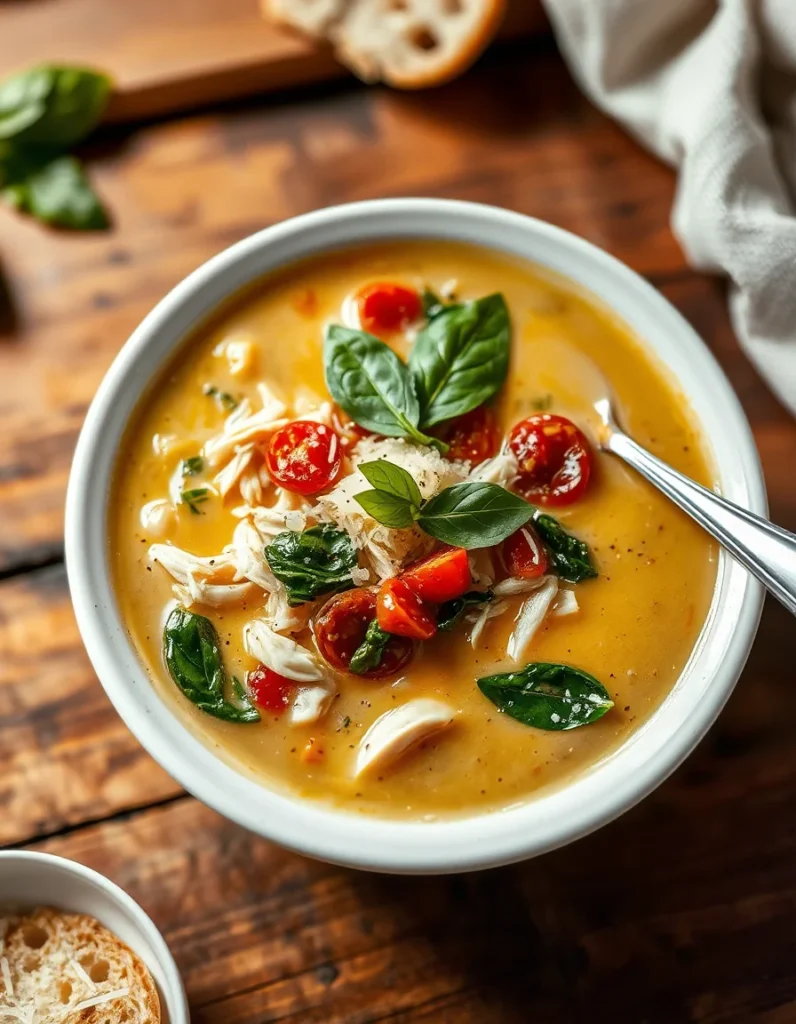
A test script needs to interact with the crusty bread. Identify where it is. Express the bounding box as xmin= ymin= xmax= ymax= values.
xmin=264 ymin=0 xmax=507 ymax=89
xmin=0 ymin=907 xmax=160 ymax=1023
